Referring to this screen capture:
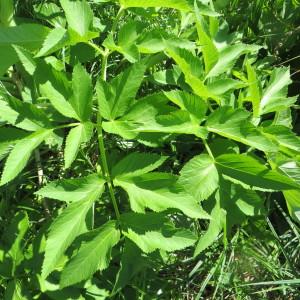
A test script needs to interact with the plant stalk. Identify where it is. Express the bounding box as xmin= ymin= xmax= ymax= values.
xmin=96 ymin=30 xmax=121 ymax=224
